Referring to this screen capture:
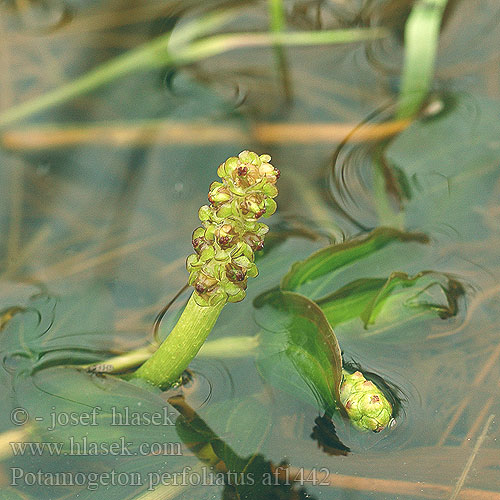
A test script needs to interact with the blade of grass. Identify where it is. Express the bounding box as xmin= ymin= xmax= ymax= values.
xmin=268 ymin=0 xmax=292 ymax=101
xmin=0 ymin=10 xmax=234 ymax=128
xmin=448 ymin=414 xmax=495 ymax=500
xmin=1 ymin=119 xmax=411 ymax=150
xmin=0 ymin=21 xmax=387 ymax=128
xmin=396 ymin=0 xmax=450 ymax=119
xmin=373 ymin=0 xmax=449 ymax=227
xmin=179 ymin=28 xmax=389 ymax=62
